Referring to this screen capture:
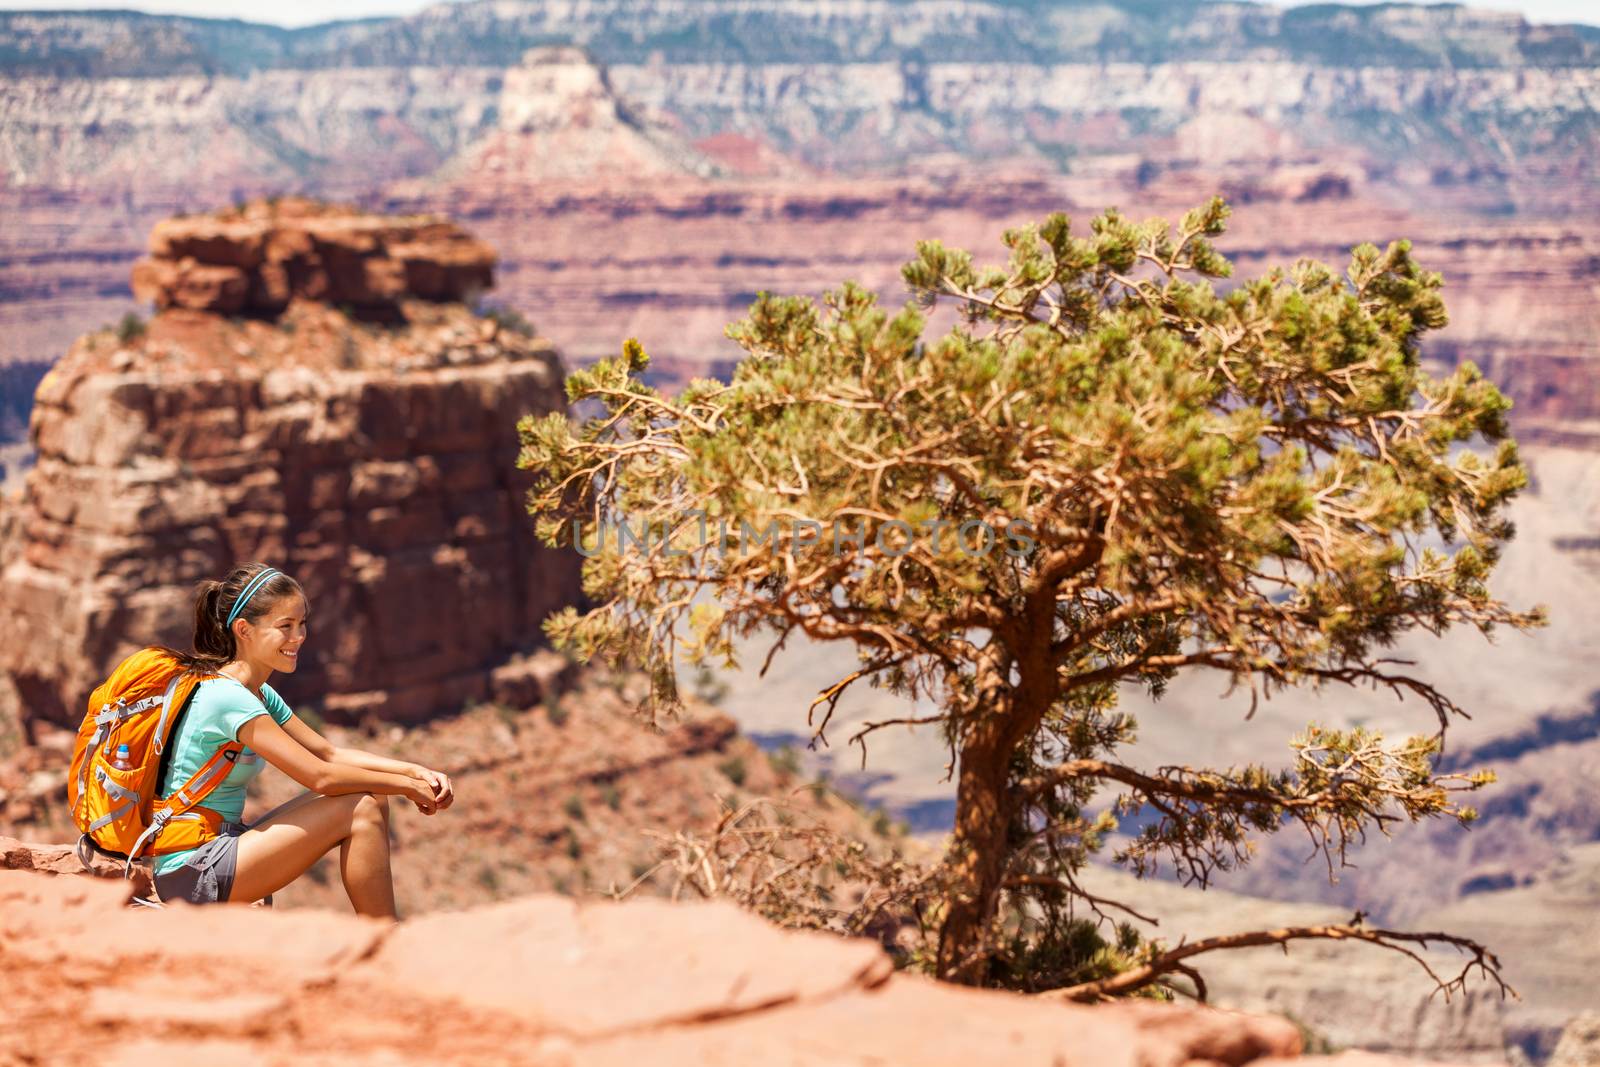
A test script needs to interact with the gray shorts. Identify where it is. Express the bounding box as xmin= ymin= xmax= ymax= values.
xmin=152 ymin=821 xmax=247 ymax=905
